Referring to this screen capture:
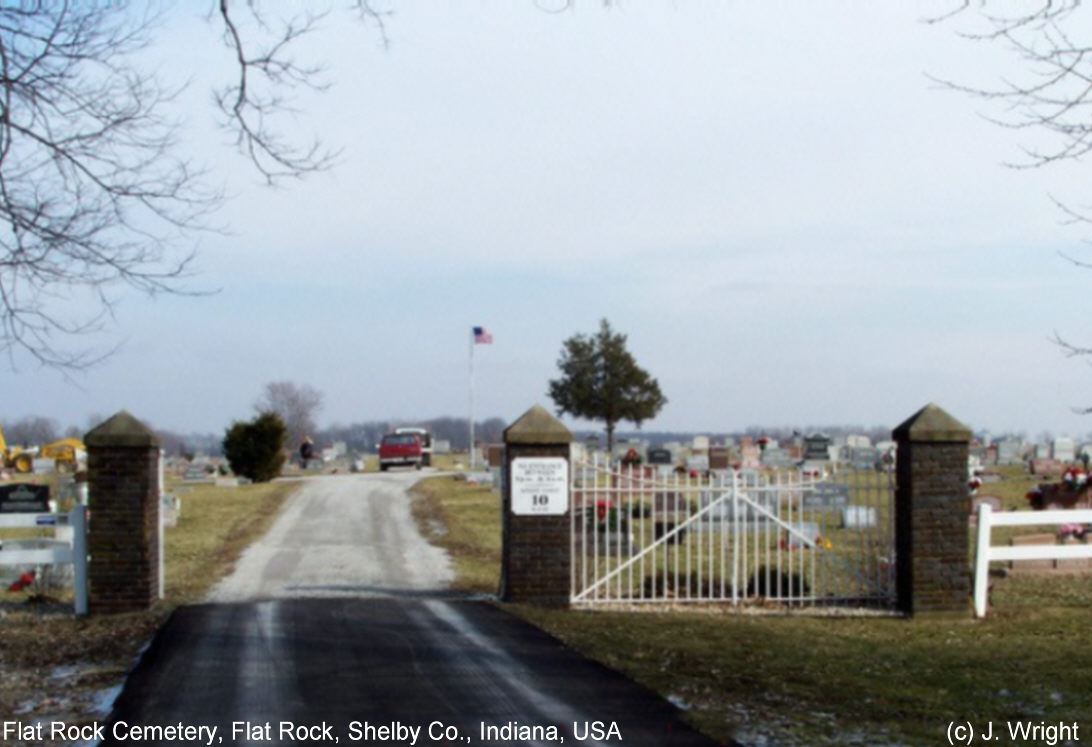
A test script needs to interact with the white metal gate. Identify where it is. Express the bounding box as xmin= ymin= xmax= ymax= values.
xmin=570 ymin=455 xmax=895 ymax=608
